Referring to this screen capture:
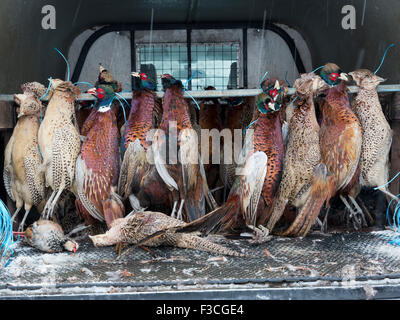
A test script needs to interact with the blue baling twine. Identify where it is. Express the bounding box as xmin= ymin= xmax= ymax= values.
xmin=290 ymin=96 xmax=299 ymax=107
xmin=311 ymin=66 xmax=324 ymax=73
xmin=73 ymin=81 xmax=95 ymax=88
xmin=39 ymin=77 xmax=53 ymax=102
xmin=374 ymin=171 xmax=400 ymax=191
xmin=373 ymin=170 xmax=400 ymax=246
xmin=0 ymin=199 xmax=18 ymax=268
xmin=54 ymin=48 xmax=70 ymax=81
xmin=183 ymin=71 xmax=201 ymax=110
xmin=183 ymin=90 xmax=201 ymax=110
xmin=184 ymin=71 xmax=199 ymax=90
xmin=110 ymin=94 xmax=128 ymax=126
xmin=383 ymin=192 xmax=400 ymax=246
xmin=115 ymin=92 xmax=131 ymax=125
xmin=374 ymin=43 xmax=395 ymax=74
xmin=259 ymin=71 xmax=269 ymax=90
xmin=243 ymin=119 xmax=258 ymax=136
xmin=114 ymin=92 xmax=130 ymax=109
